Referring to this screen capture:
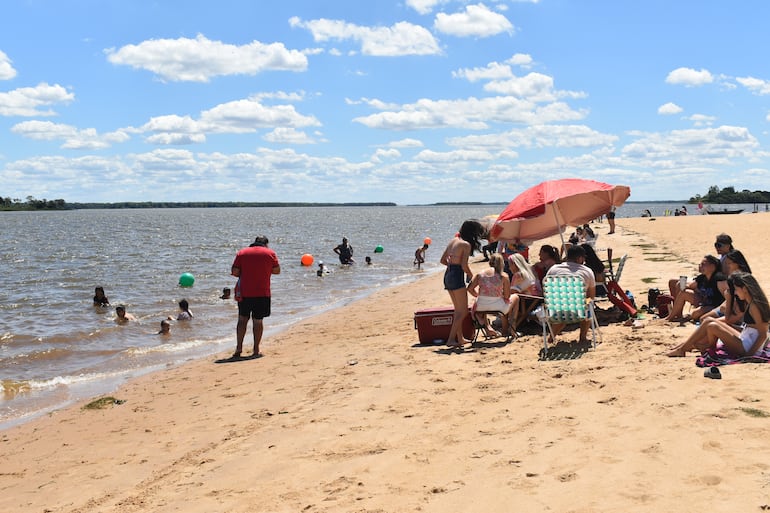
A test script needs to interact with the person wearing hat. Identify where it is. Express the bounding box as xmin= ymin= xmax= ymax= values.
xmin=230 ymin=235 xmax=280 ymax=359
xmin=317 ymin=261 xmax=329 ymax=277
